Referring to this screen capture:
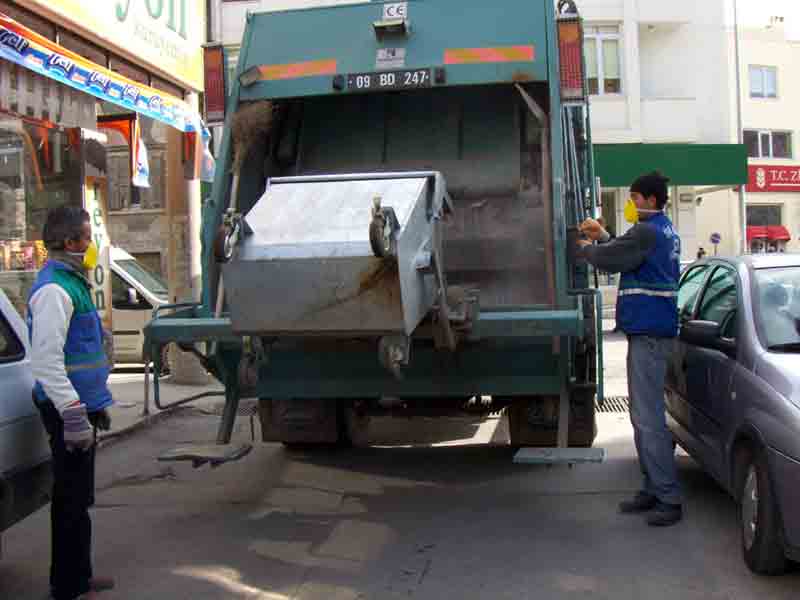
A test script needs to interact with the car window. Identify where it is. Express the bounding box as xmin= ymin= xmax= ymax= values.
xmin=112 ymin=271 xmax=129 ymax=308
xmin=0 ymin=311 xmax=25 ymax=364
xmin=678 ymin=265 xmax=709 ymax=320
xmin=754 ymin=267 xmax=800 ymax=351
xmin=697 ymin=267 xmax=739 ymax=337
